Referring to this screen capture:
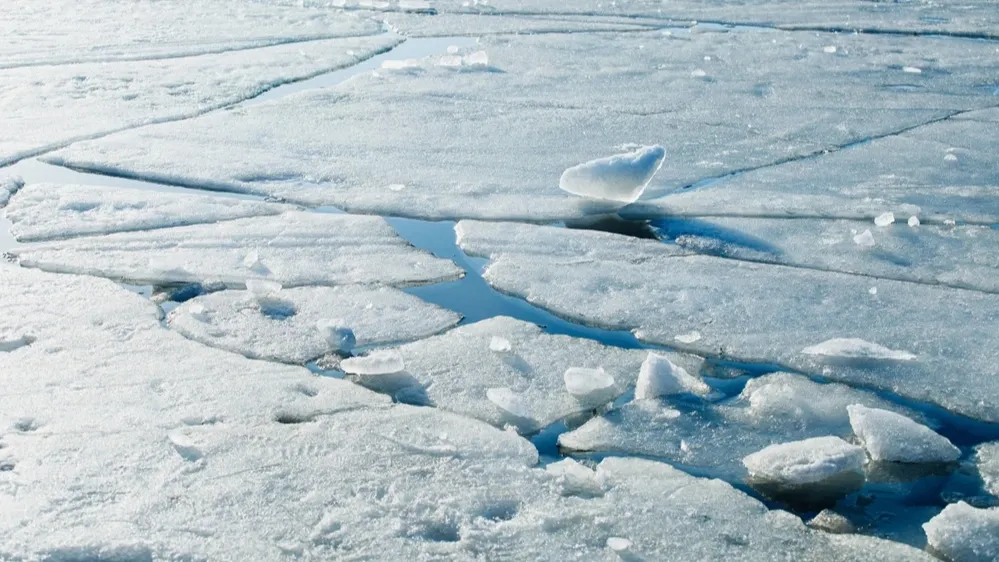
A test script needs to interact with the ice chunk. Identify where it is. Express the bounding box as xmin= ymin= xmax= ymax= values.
xmin=559 ymin=145 xmax=666 ymax=204
xmin=606 ymin=537 xmax=633 ymax=553
xmin=563 ymin=367 xmax=615 ymax=400
xmin=674 ymin=331 xmax=702 ymax=344
xmin=360 ymin=317 xmax=672 ymax=433
xmin=823 ymin=46 xmax=838 ymax=54
xmin=634 ymin=352 xmax=710 ymax=400
xmin=903 ymin=66 xmax=922 ymax=74
xmin=847 ymin=404 xmax=960 ymax=463
xmin=244 ymin=279 xmax=282 ymax=299
xmin=808 ymin=510 xmax=855 ymax=534
xmin=853 ymin=229 xmax=876 ymax=247
xmin=545 ymin=458 xmax=603 ymax=497
xmin=13 ymin=212 xmax=461 ymax=288
xmin=874 ymin=212 xmax=895 ymax=227
xmin=976 ymin=442 xmax=999 ymax=497
xmin=463 ymin=50 xmax=489 ymax=66
xmin=4 ymin=183 xmax=289 ymax=242
xmin=743 ymin=436 xmax=866 ymax=486
xmin=802 ymin=338 xmax=917 ymax=362
xmin=908 ymin=216 xmax=920 ymax=227
xmin=341 ymin=350 xmax=406 ymax=376
xmin=489 ymin=336 xmax=512 ymax=353
xmin=169 ymin=286 xmax=458 ymax=363
xmin=486 ymin=387 xmax=532 ymax=420
xmin=923 ymin=502 xmax=999 ymax=562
